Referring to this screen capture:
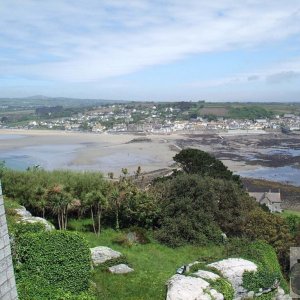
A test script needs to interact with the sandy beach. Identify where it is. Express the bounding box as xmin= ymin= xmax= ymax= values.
xmin=0 ymin=129 xmax=183 ymax=175
xmin=1 ymin=129 xmax=300 ymax=182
